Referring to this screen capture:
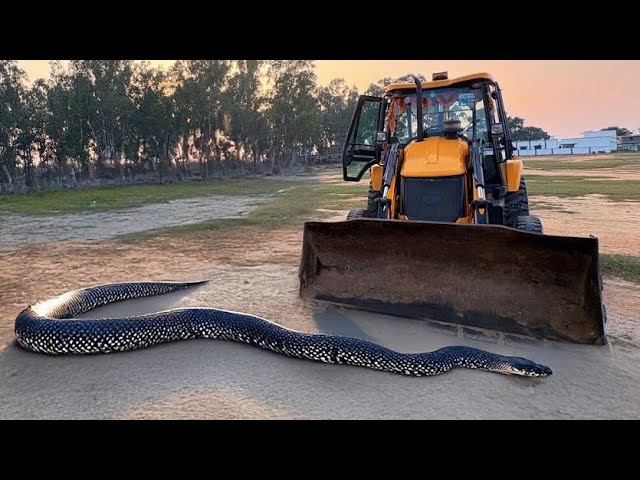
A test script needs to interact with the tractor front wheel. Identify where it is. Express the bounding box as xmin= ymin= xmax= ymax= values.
xmin=346 ymin=209 xmax=367 ymax=220
xmin=514 ymin=215 xmax=543 ymax=234
xmin=366 ymin=187 xmax=382 ymax=218
xmin=504 ymin=176 xmax=530 ymax=227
